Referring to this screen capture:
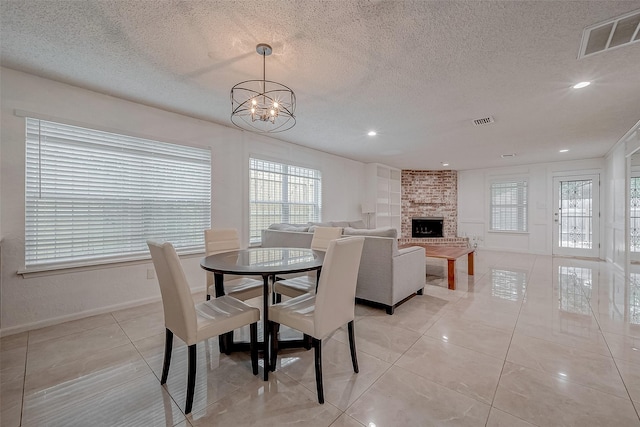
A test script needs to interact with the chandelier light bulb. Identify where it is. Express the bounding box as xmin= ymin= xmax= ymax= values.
xmin=273 ymin=101 xmax=279 ymax=108
xmin=251 ymin=99 xmax=257 ymax=106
